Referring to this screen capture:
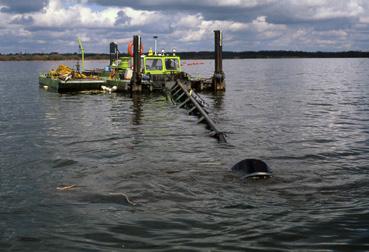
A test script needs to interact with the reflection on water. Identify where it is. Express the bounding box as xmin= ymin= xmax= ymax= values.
xmin=131 ymin=94 xmax=143 ymax=125
xmin=1 ymin=59 xmax=369 ymax=251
